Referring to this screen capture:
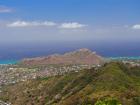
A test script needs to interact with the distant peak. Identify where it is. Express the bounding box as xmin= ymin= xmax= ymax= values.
xmin=64 ymin=48 xmax=95 ymax=56
xmin=21 ymin=48 xmax=103 ymax=65
xmin=76 ymin=48 xmax=93 ymax=53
